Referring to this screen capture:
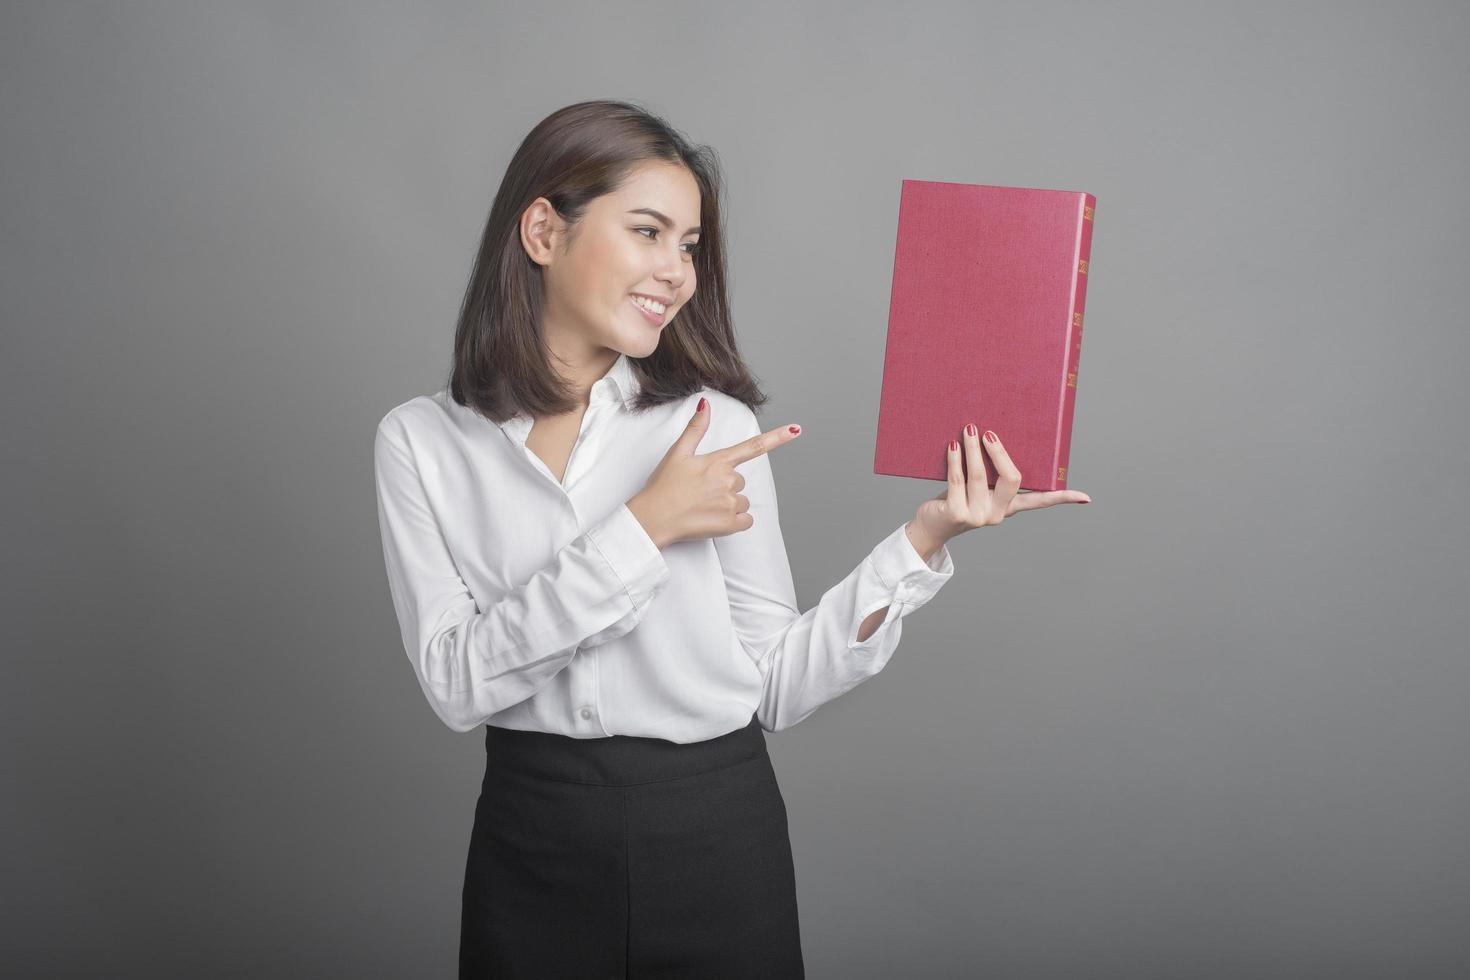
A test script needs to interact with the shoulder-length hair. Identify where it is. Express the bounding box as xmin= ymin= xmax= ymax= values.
xmin=448 ymin=99 xmax=769 ymax=422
